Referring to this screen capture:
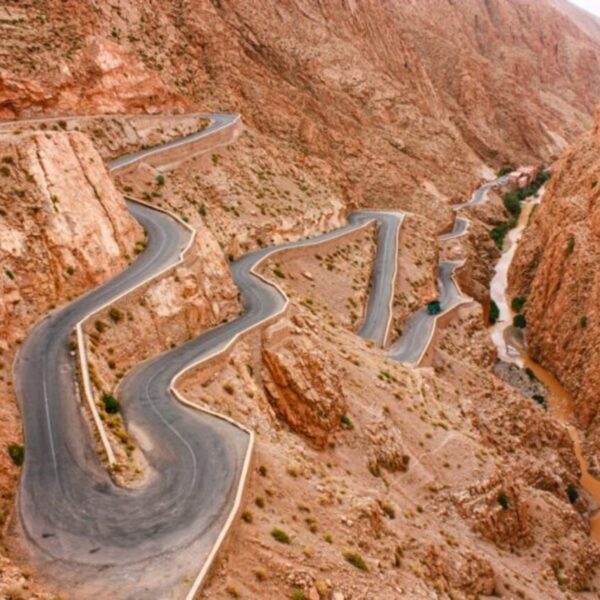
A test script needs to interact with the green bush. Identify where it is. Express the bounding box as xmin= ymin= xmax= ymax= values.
xmin=343 ymin=550 xmax=368 ymax=571
xmin=340 ymin=415 xmax=354 ymax=430
xmin=513 ymin=314 xmax=527 ymax=329
xmin=271 ymin=528 xmax=291 ymax=544
xmin=532 ymin=394 xmax=547 ymax=409
xmin=503 ymin=192 xmax=521 ymax=218
xmin=291 ymin=591 xmax=305 ymax=600
xmin=101 ymin=392 xmax=121 ymax=414
xmin=7 ymin=443 xmax=24 ymax=466
xmin=272 ymin=267 xmax=285 ymax=279
xmin=567 ymin=237 xmax=575 ymax=255
xmin=108 ymin=307 xmax=122 ymax=323
xmin=497 ymin=166 xmax=514 ymax=177
xmin=497 ymin=491 xmax=510 ymax=510
xmin=489 ymin=300 xmax=500 ymax=325
xmin=566 ymin=483 xmax=579 ymax=504
xmin=580 ymin=316 xmax=589 ymax=329
xmin=155 ymin=174 xmax=165 ymax=186
xmin=511 ymin=296 xmax=526 ymax=312
xmin=490 ymin=220 xmax=515 ymax=249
